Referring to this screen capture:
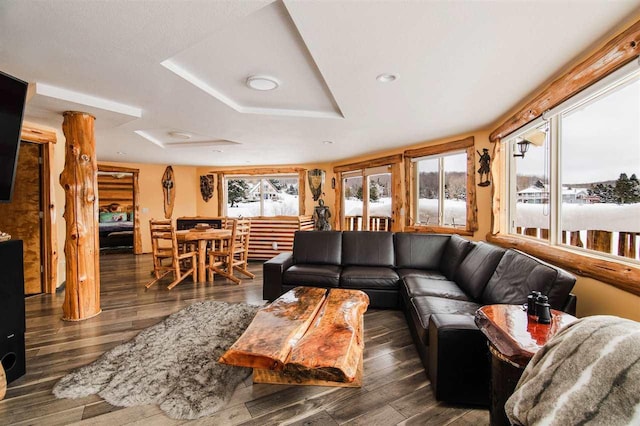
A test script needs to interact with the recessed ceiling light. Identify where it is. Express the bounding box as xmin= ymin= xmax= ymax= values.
xmin=376 ymin=73 xmax=398 ymax=83
xmin=212 ymin=149 xmax=224 ymax=153
xmin=116 ymin=151 xmax=126 ymax=155
xmin=246 ymin=75 xmax=280 ymax=91
xmin=322 ymin=140 xmax=334 ymax=145
xmin=168 ymin=131 xmax=192 ymax=139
